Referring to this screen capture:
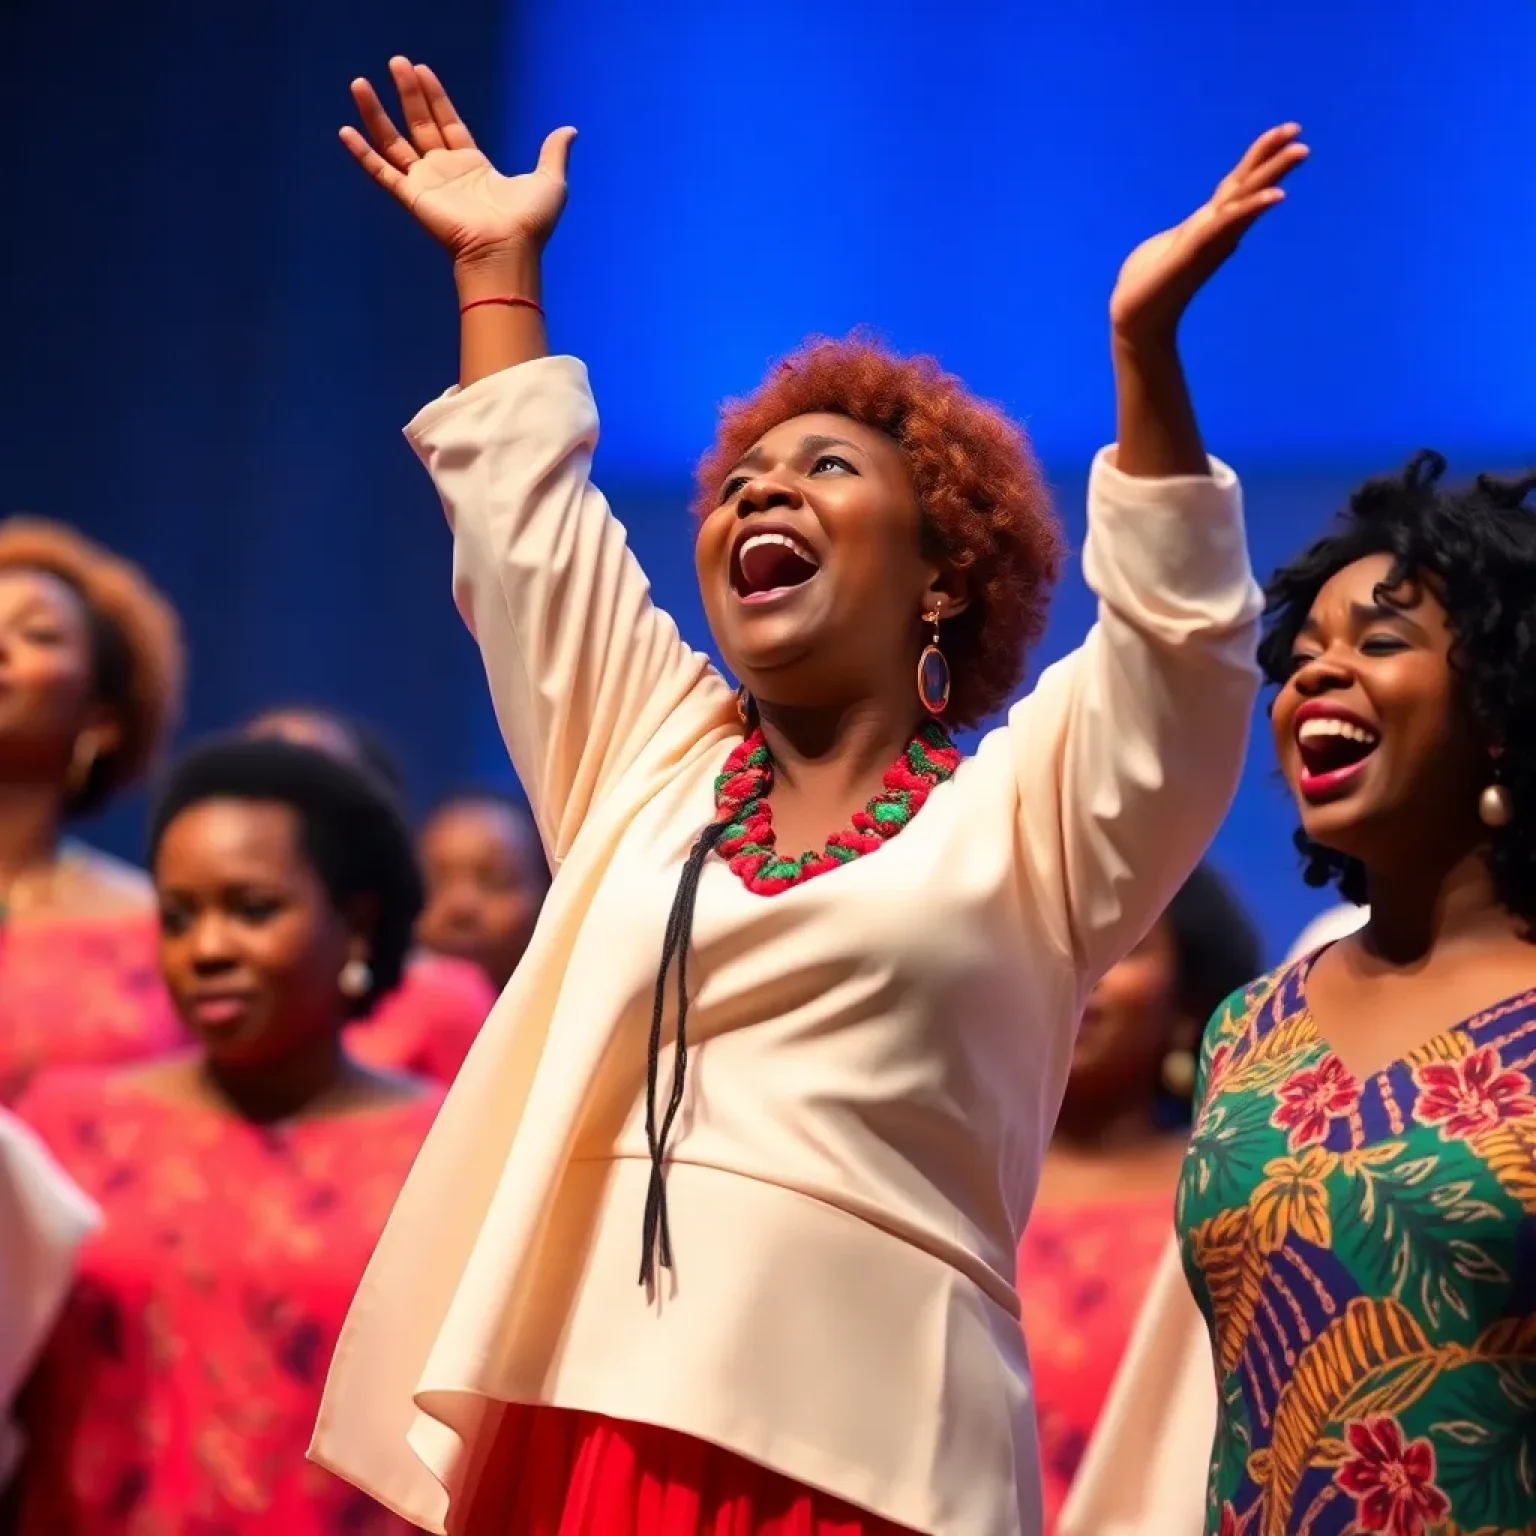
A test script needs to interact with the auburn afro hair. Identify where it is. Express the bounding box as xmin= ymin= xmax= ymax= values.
xmin=693 ymin=336 xmax=1065 ymax=728
xmin=0 ymin=517 xmax=185 ymax=813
